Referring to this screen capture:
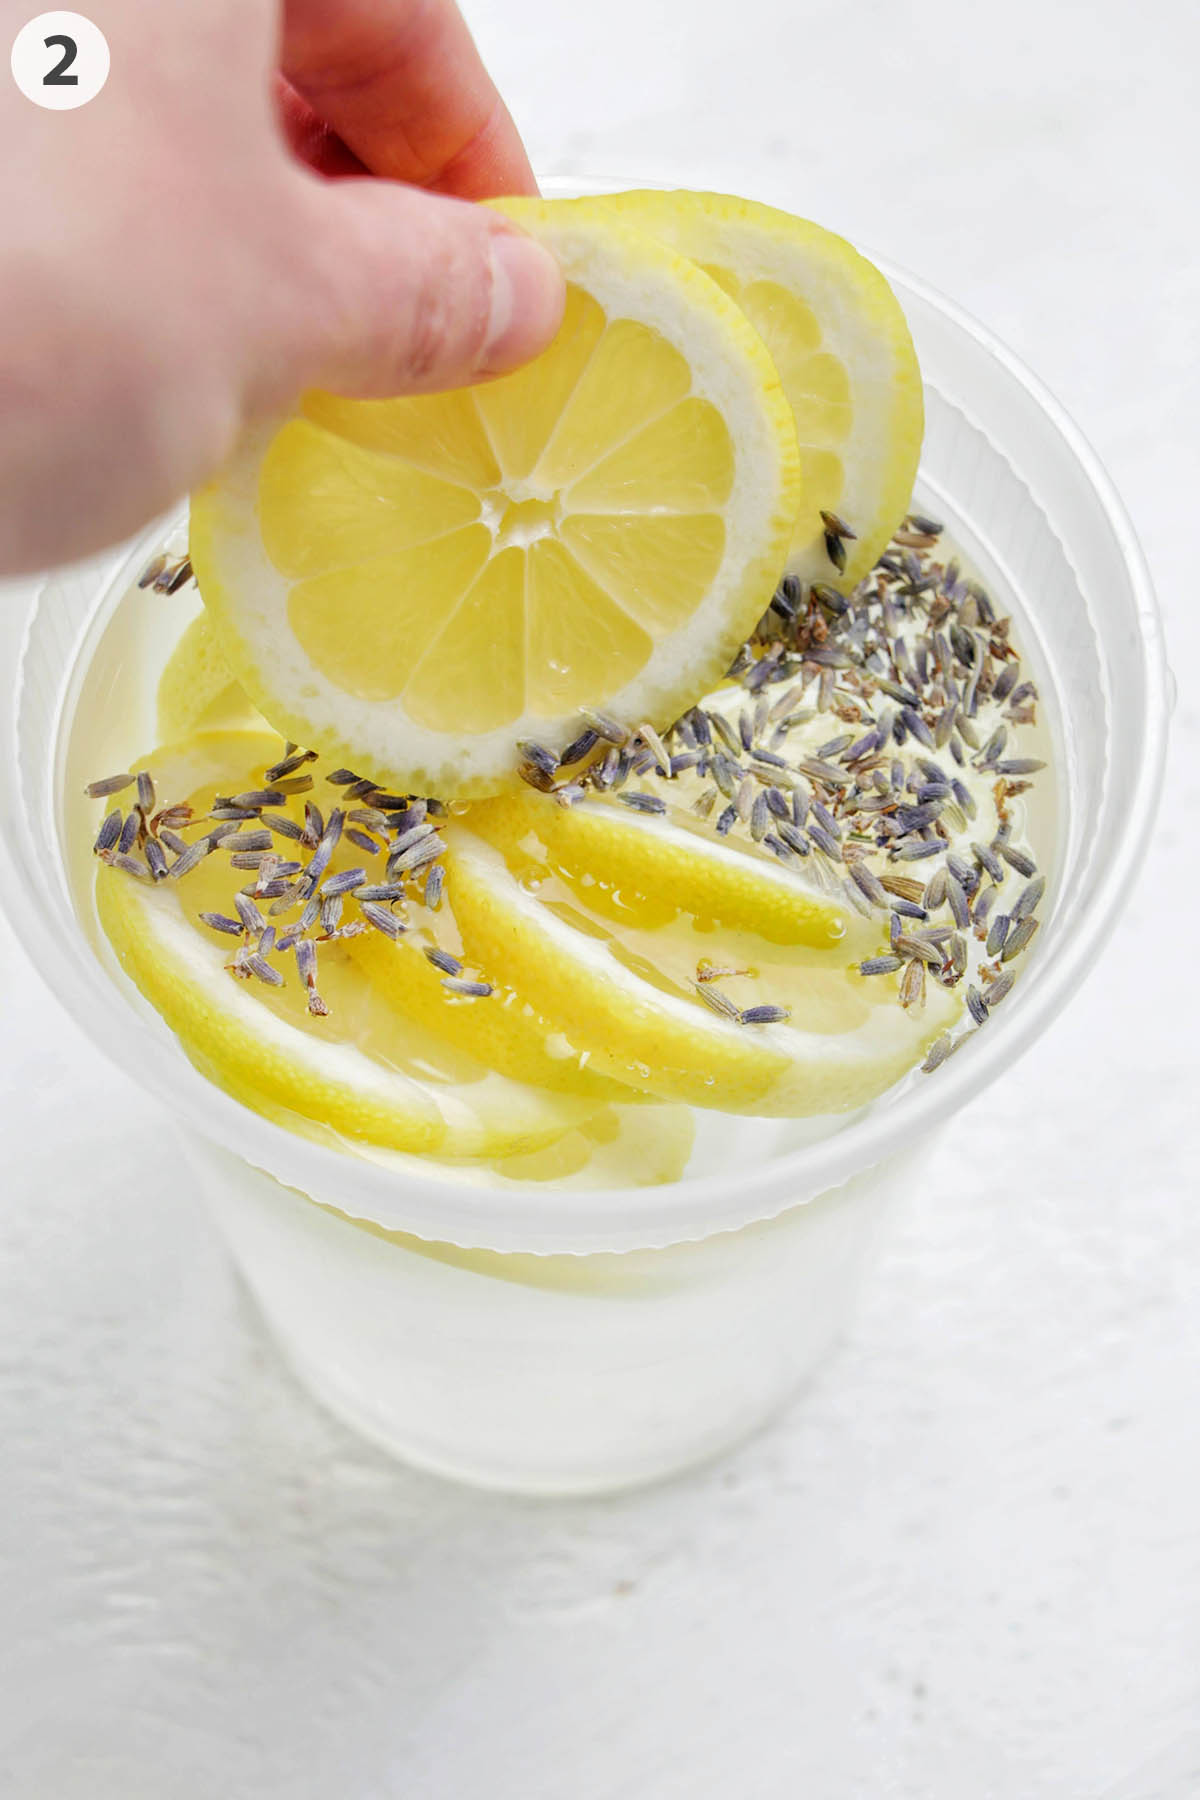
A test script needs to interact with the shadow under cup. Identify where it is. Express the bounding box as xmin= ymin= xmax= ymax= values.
xmin=0 ymin=244 xmax=1168 ymax=1495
